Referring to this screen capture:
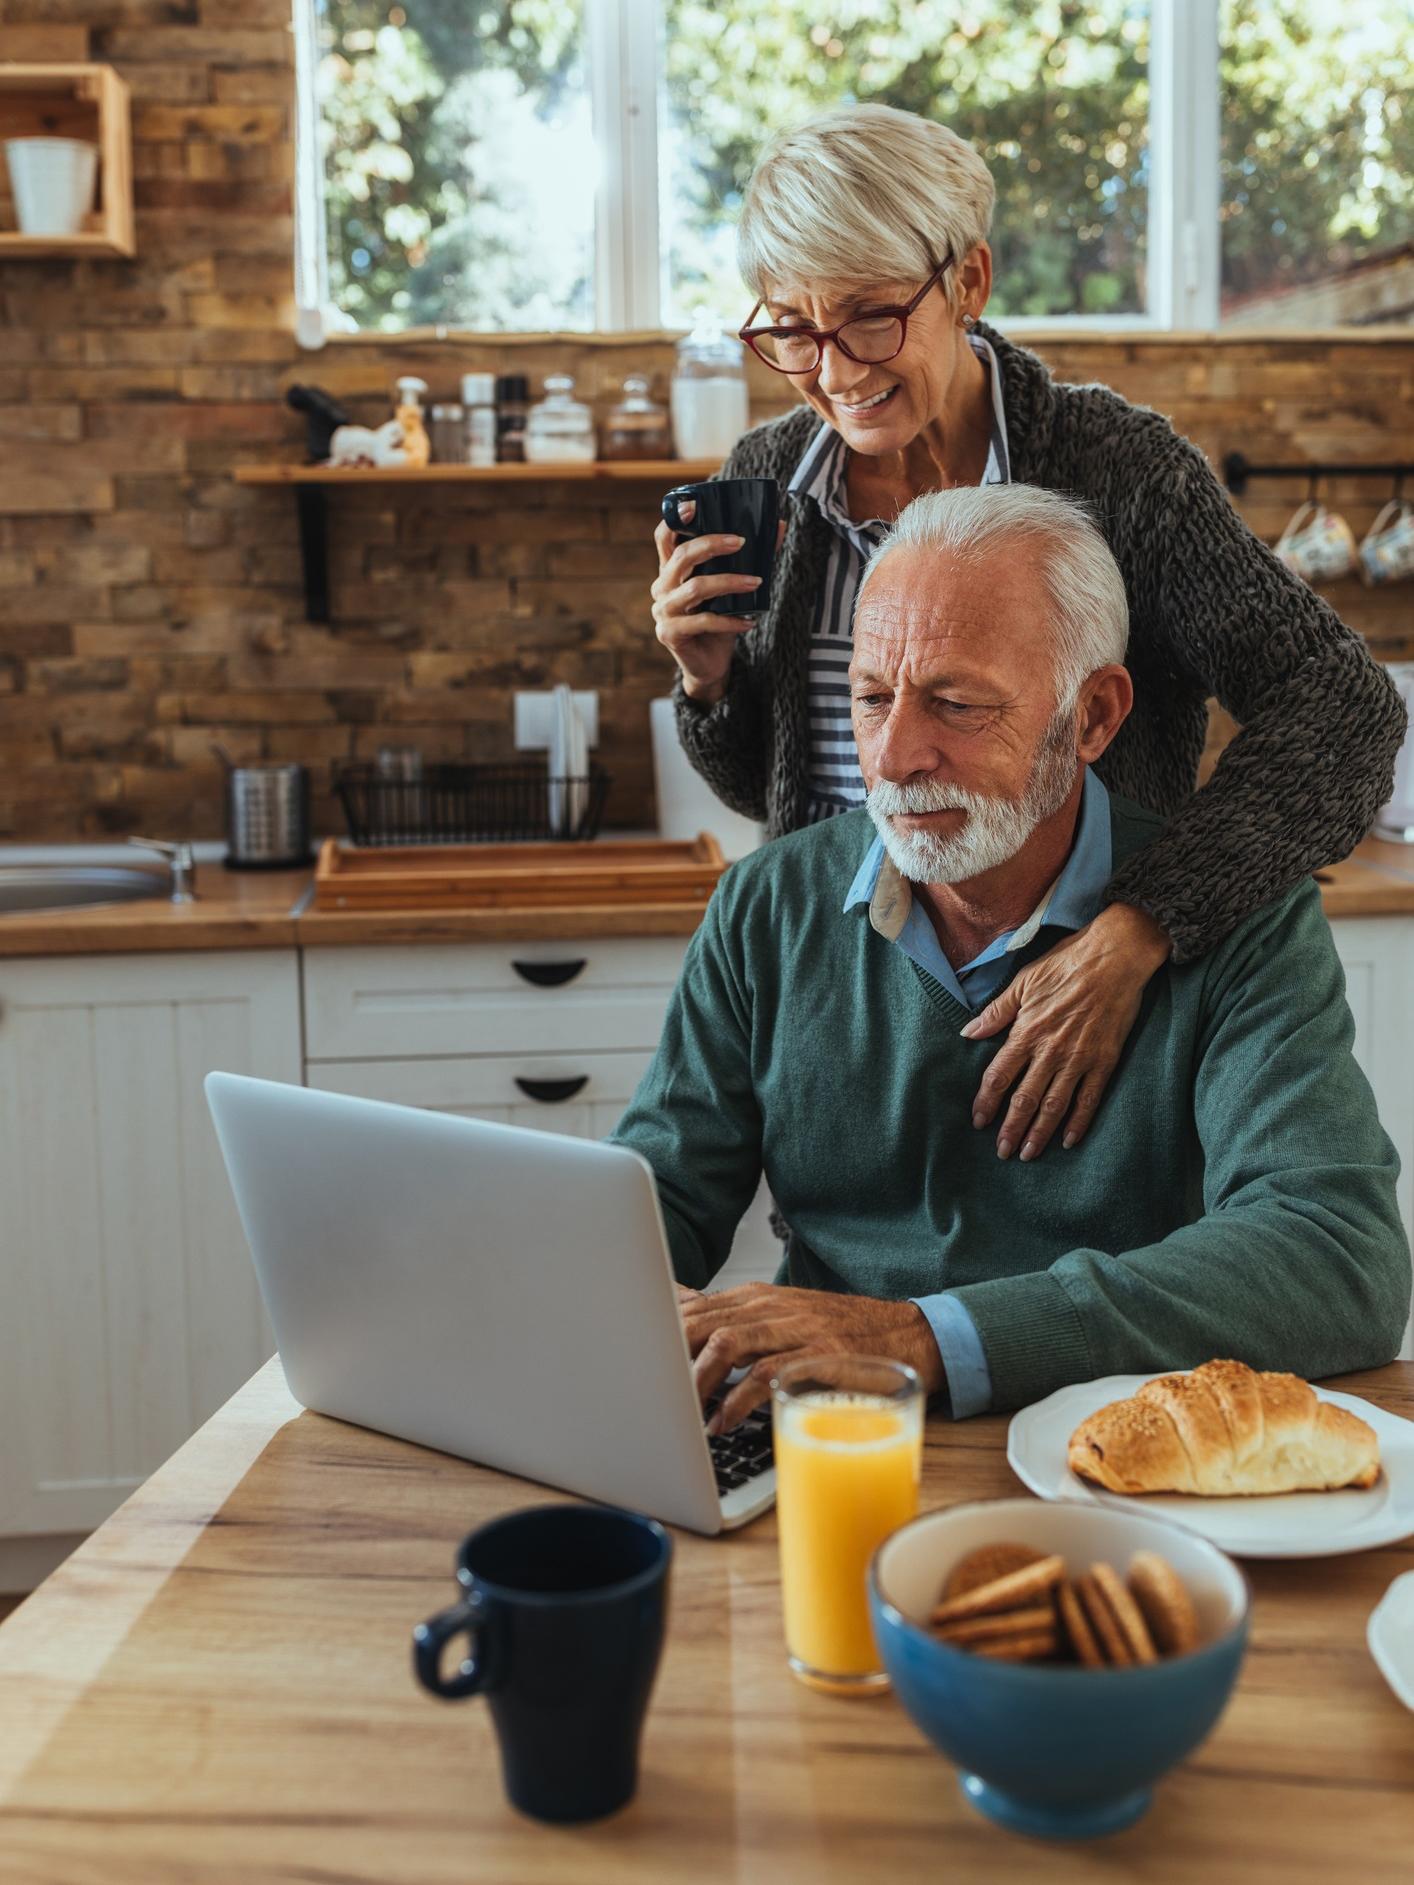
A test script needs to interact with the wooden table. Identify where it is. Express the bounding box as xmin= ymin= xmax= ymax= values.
xmin=2 ymin=1360 xmax=1412 ymax=1883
